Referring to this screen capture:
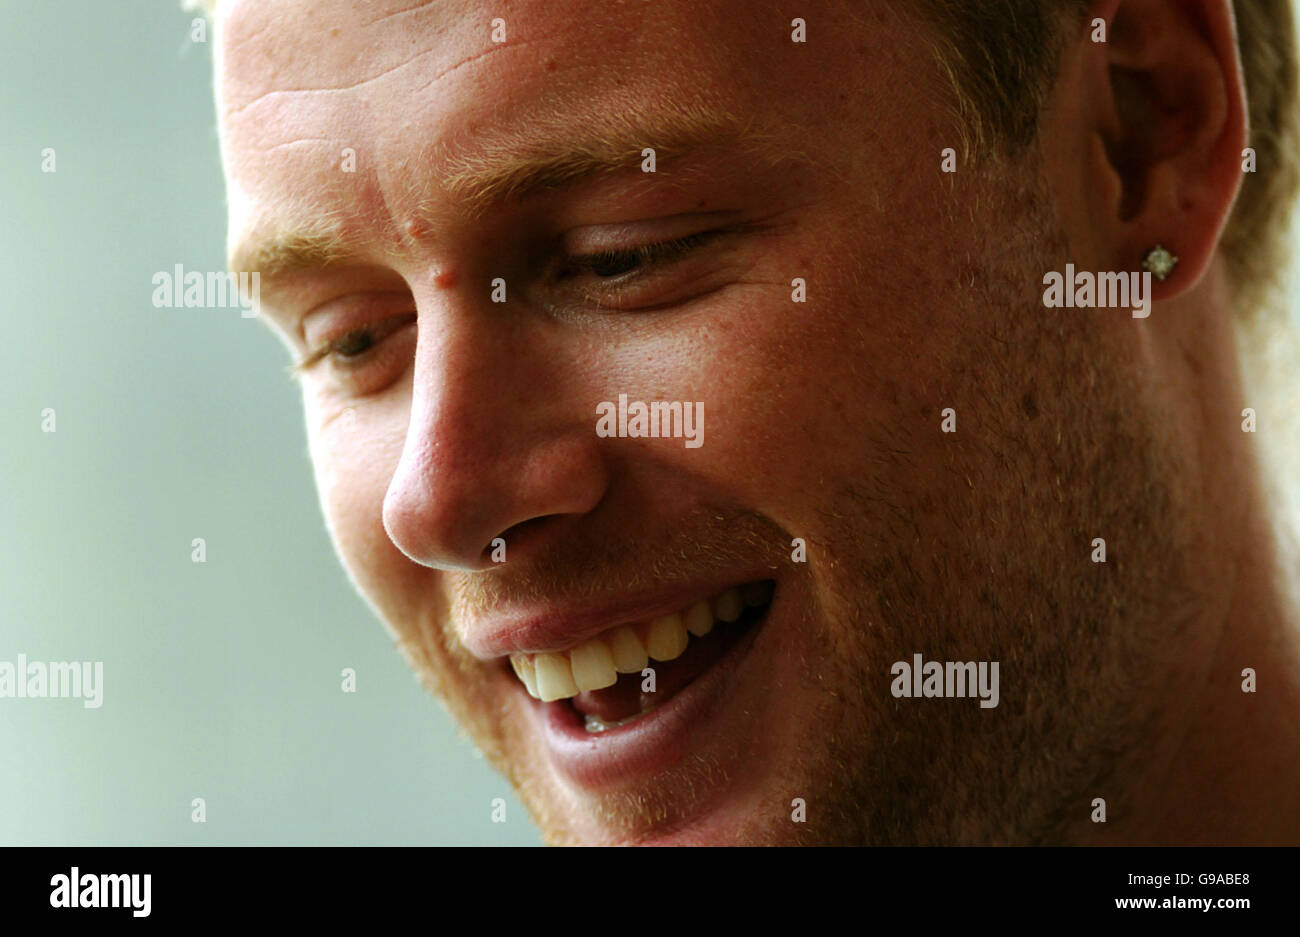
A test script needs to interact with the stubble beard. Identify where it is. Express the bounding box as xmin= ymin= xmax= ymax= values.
xmin=765 ymin=159 xmax=1205 ymax=845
